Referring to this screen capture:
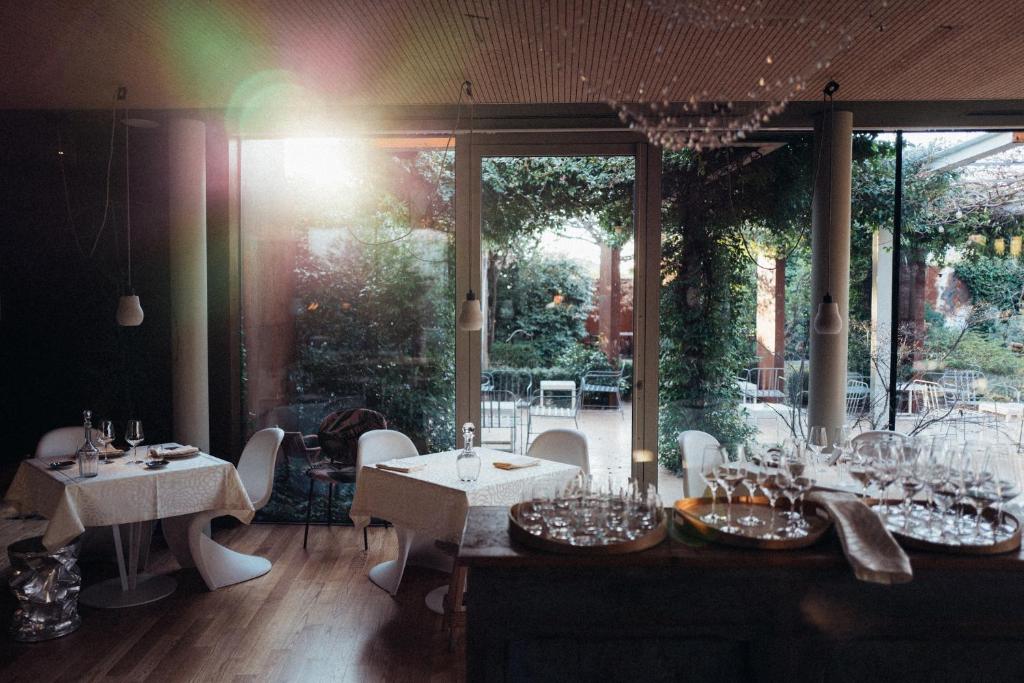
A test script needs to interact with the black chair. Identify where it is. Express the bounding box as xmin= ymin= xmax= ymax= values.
xmin=300 ymin=408 xmax=387 ymax=550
